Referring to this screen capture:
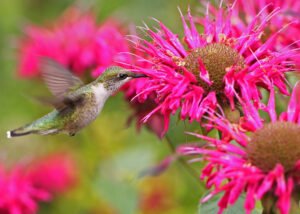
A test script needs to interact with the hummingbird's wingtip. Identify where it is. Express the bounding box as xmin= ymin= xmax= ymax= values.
xmin=6 ymin=131 xmax=11 ymax=139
